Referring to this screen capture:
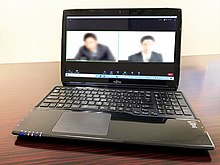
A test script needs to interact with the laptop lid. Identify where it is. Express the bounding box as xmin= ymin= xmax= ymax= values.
xmin=61 ymin=8 xmax=182 ymax=90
